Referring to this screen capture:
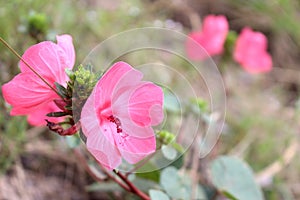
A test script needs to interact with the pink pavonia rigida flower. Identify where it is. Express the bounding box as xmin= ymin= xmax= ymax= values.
xmin=233 ymin=27 xmax=272 ymax=74
xmin=2 ymin=34 xmax=75 ymax=126
xmin=186 ymin=15 xmax=229 ymax=60
xmin=80 ymin=62 xmax=164 ymax=170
